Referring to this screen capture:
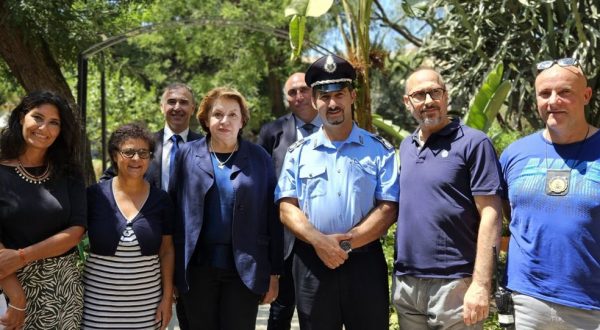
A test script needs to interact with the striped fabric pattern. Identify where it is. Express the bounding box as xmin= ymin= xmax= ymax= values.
xmin=82 ymin=225 xmax=162 ymax=329
xmin=16 ymin=252 xmax=84 ymax=329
